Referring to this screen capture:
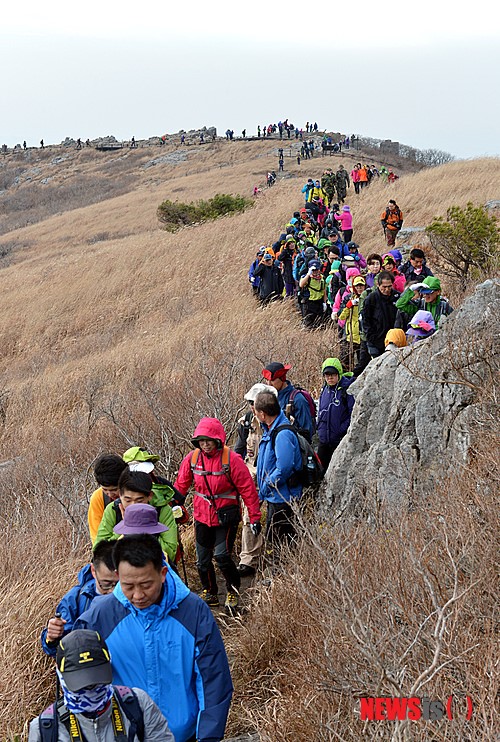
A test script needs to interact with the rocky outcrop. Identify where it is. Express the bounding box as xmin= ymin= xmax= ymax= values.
xmin=325 ymin=279 xmax=500 ymax=515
